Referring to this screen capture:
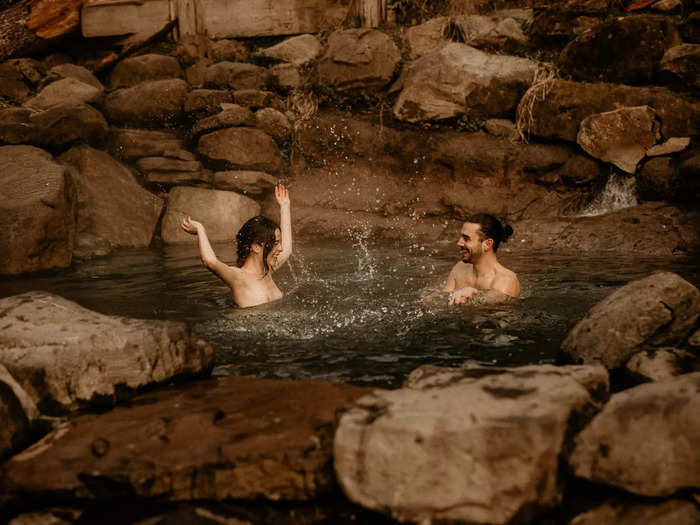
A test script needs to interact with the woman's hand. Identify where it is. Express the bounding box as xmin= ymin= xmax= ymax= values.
xmin=449 ymin=286 xmax=479 ymax=305
xmin=275 ymin=184 xmax=290 ymax=206
xmin=181 ymin=216 xmax=202 ymax=235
